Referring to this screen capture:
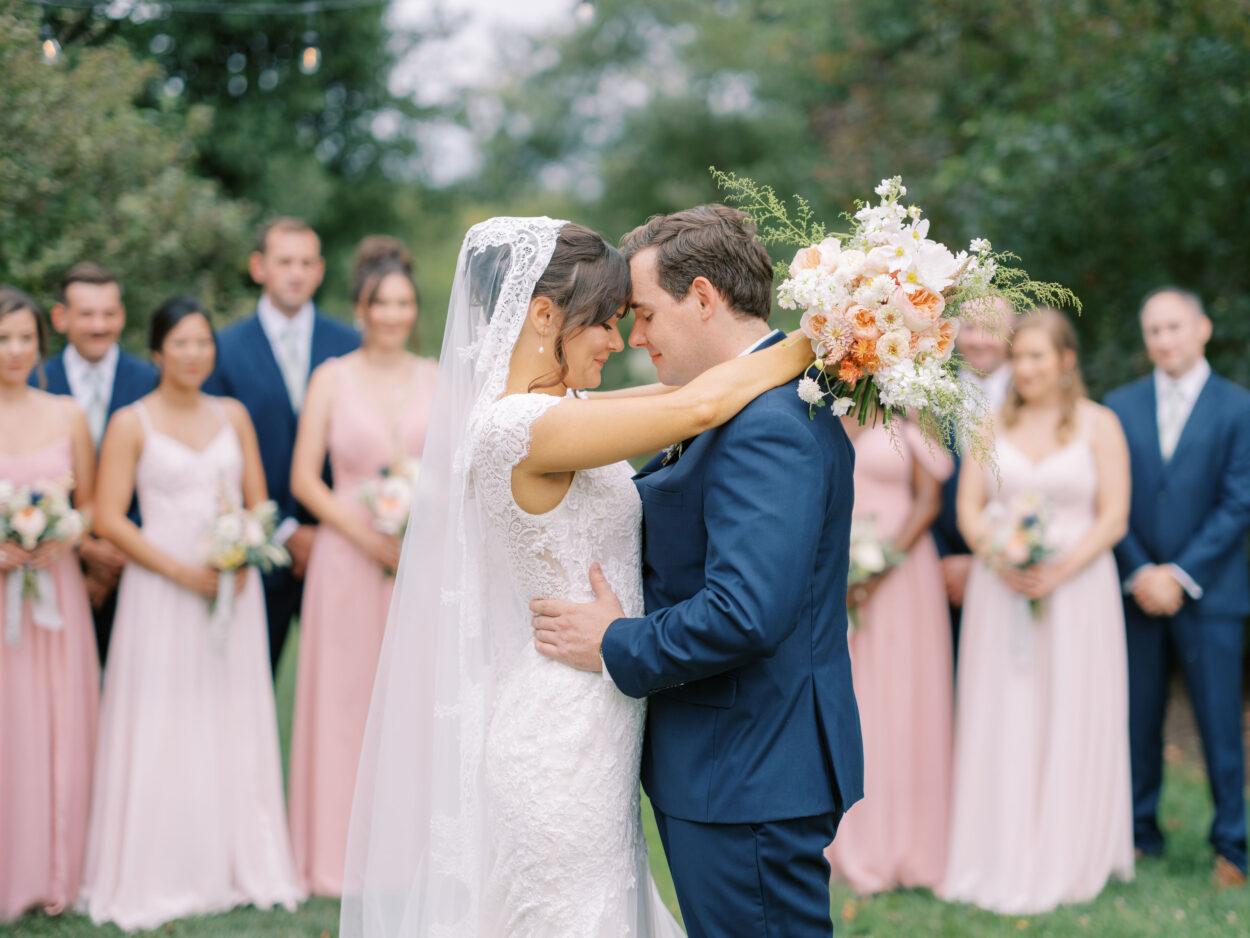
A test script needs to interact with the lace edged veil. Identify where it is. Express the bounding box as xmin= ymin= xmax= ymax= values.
xmin=340 ymin=216 xmax=567 ymax=938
